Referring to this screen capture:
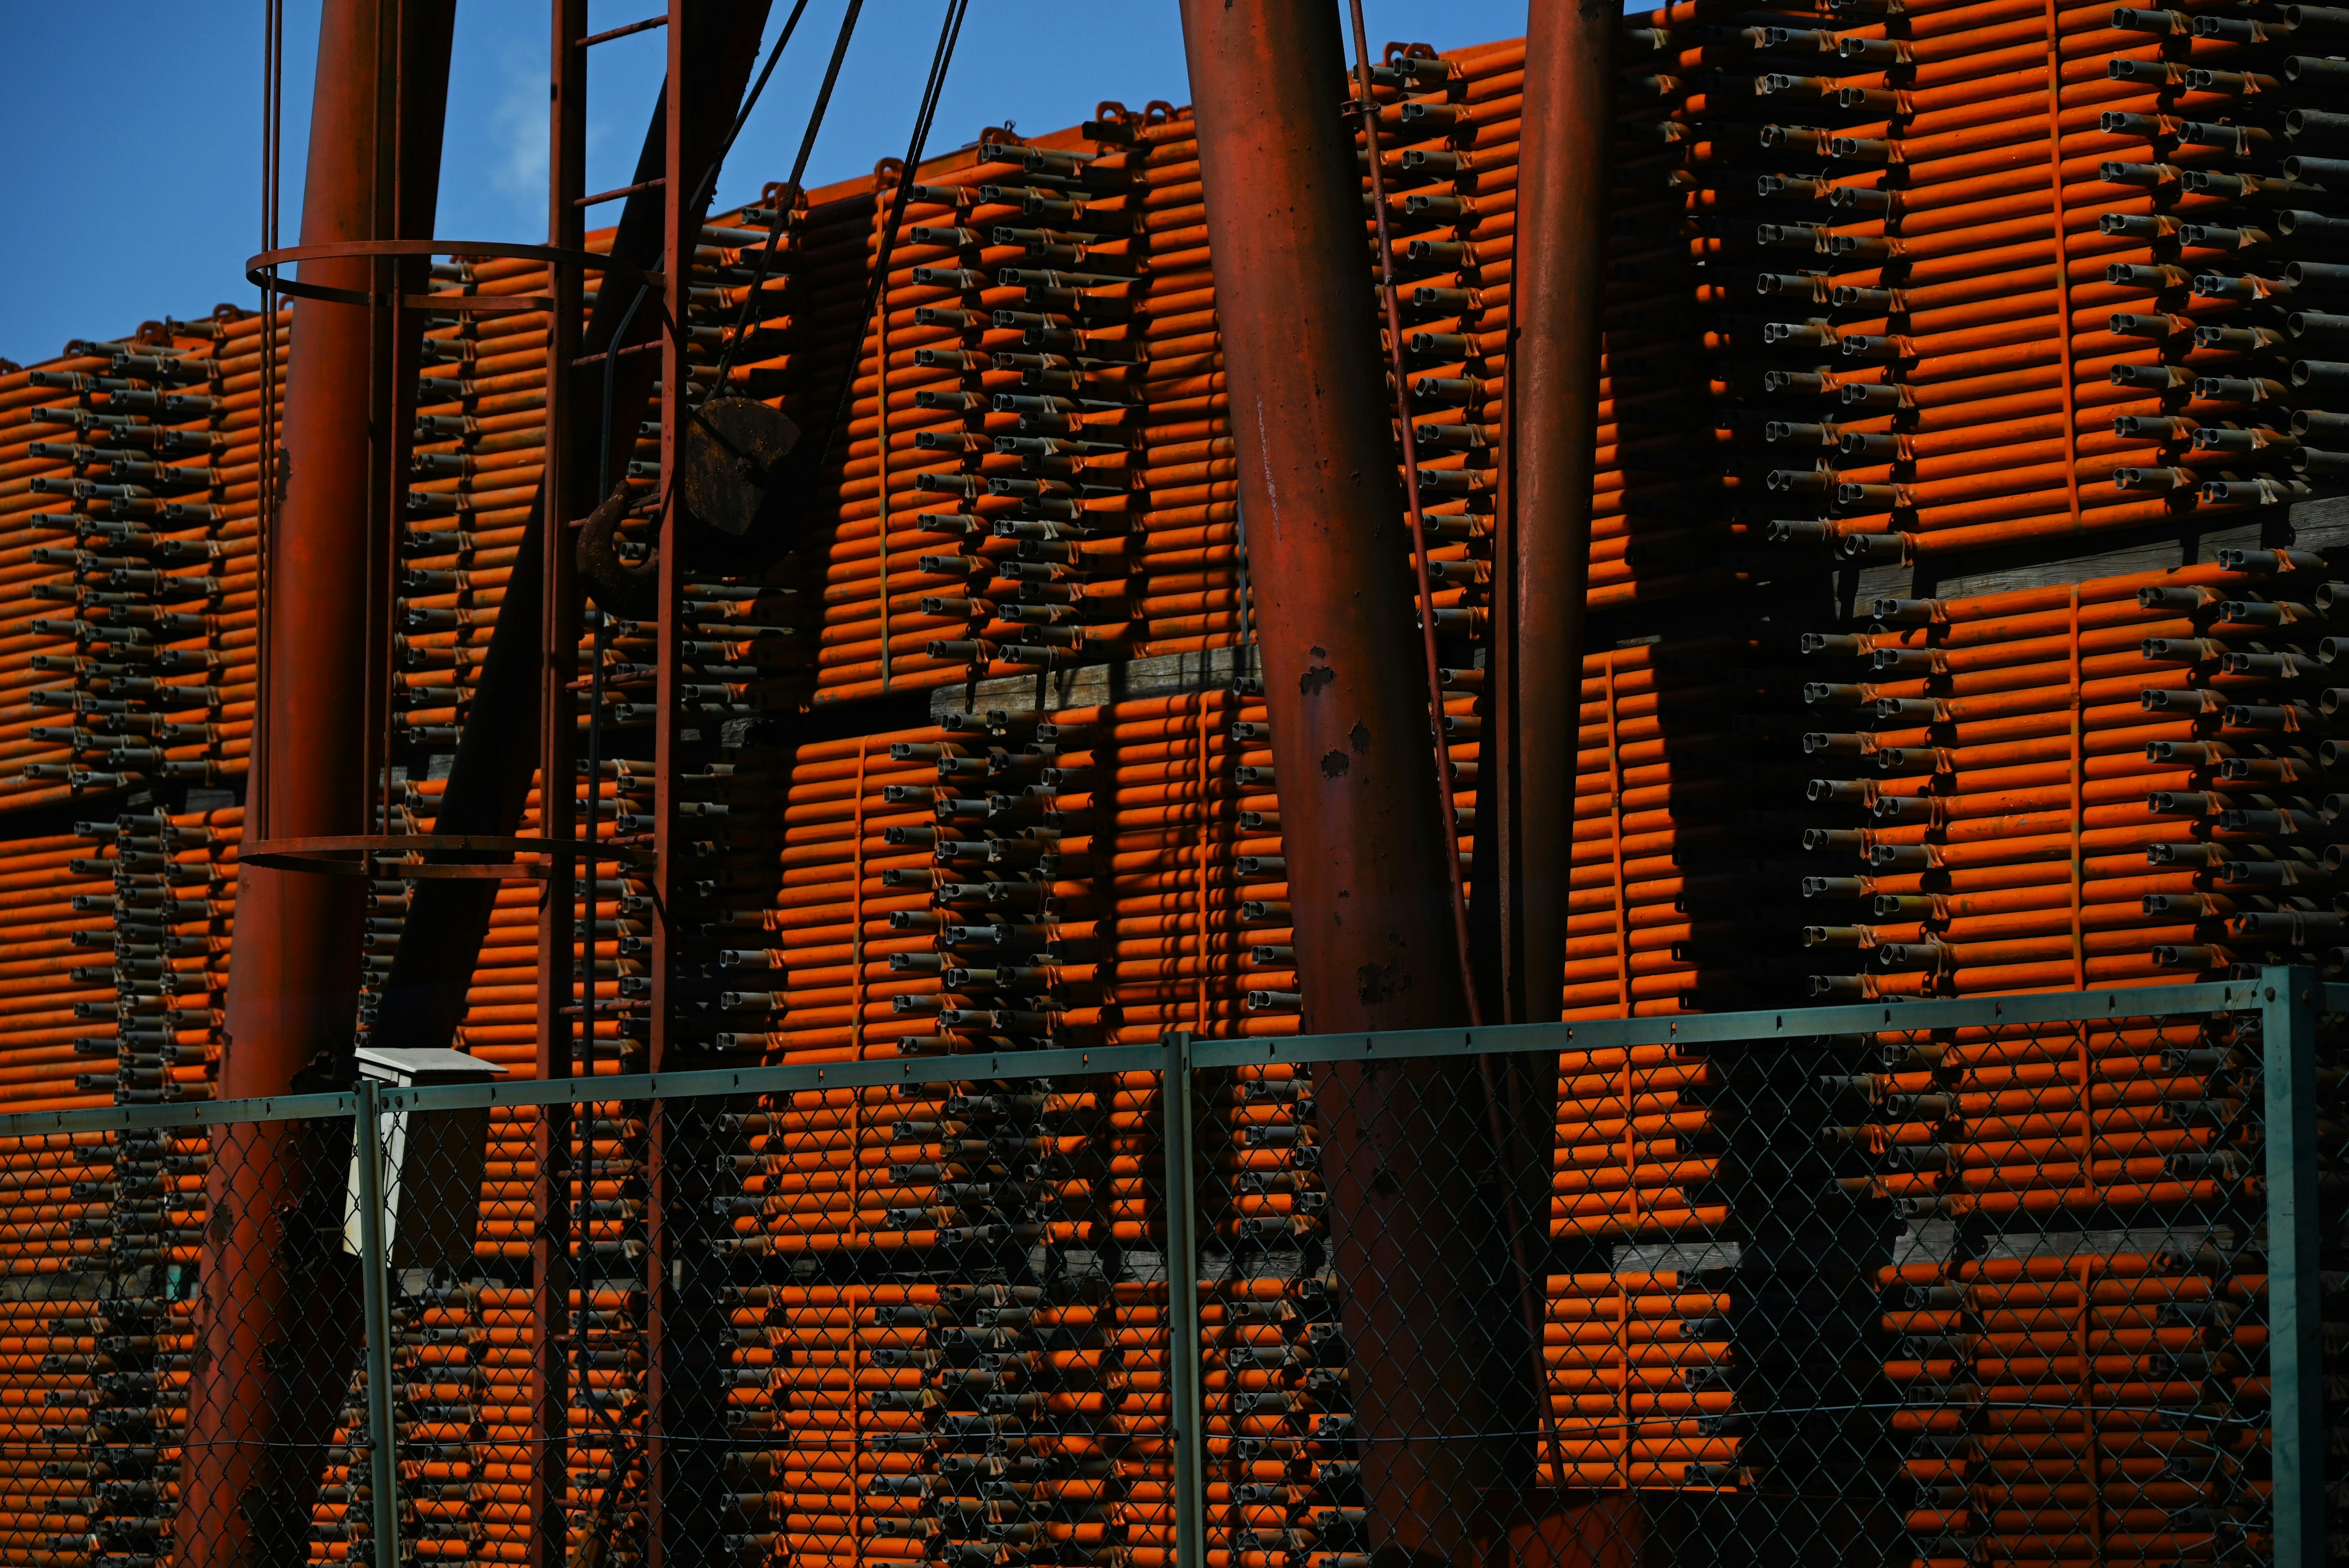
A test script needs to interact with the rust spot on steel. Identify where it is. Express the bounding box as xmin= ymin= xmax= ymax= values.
xmin=1178 ymin=2 xmax=1509 ymax=1559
